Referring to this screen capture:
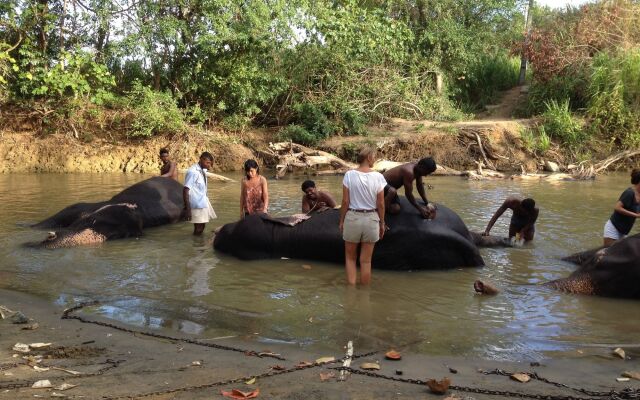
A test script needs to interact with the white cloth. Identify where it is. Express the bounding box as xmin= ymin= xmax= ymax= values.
xmin=603 ymin=219 xmax=625 ymax=240
xmin=342 ymin=169 xmax=386 ymax=210
xmin=190 ymin=198 xmax=217 ymax=224
xmin=184 ymin=163 xmax=210 ymax=209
